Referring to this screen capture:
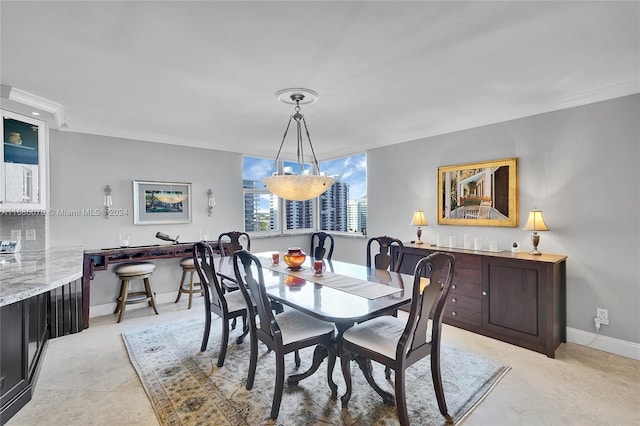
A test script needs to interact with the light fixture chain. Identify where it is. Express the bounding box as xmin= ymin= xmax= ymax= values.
xmin=301 ymin=116 xmax=321 ymax=173
xmin=271 ymin=115 xmax=294 ymax=174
